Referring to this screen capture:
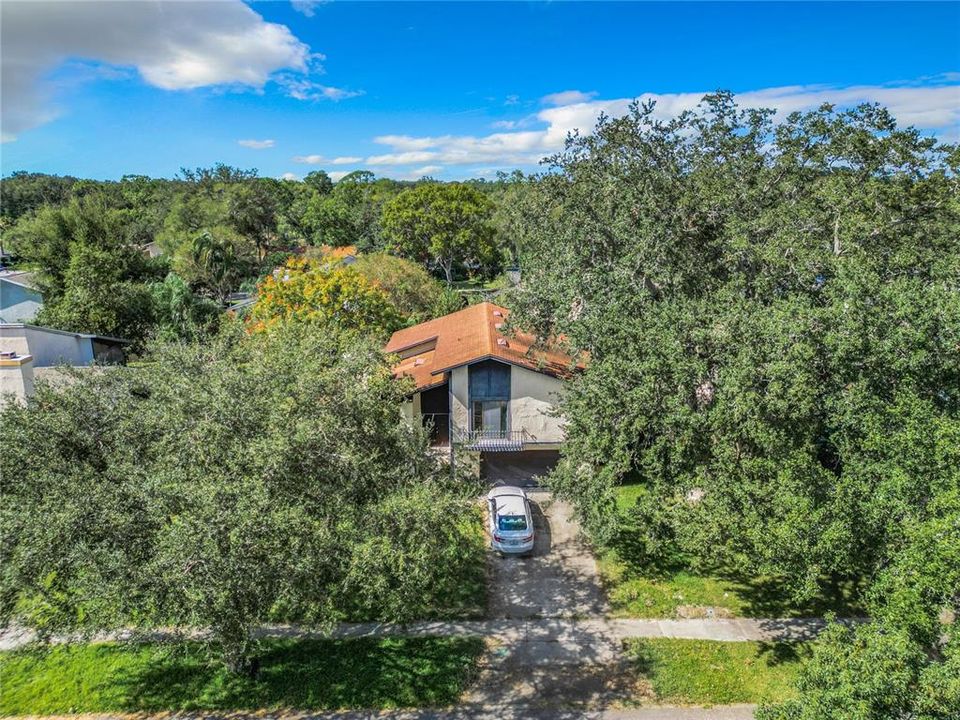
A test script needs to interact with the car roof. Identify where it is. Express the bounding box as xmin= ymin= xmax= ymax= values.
xmin=490 ymin=493 xmax=528 ymax=517
xmin=494 ymin=495 xmax=527 ymax=517
xmin=488 ymin=485 xmax=527 ymax=500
